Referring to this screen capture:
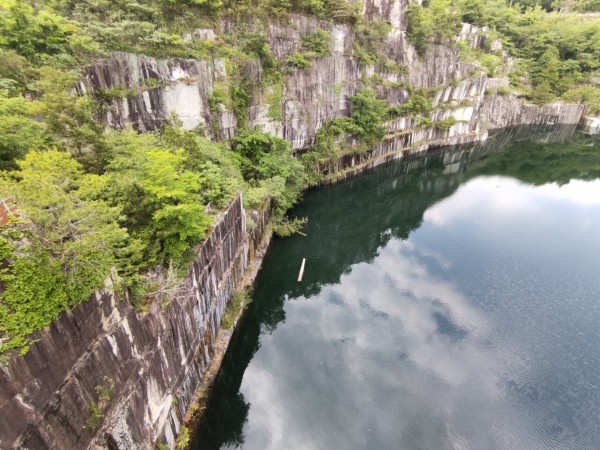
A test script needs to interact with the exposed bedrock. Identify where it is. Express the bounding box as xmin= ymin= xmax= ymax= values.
xmin=78 ymin=15 xmax=586 ymax=154
xmin=0 ymin=196 xmax=271 ymax=449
